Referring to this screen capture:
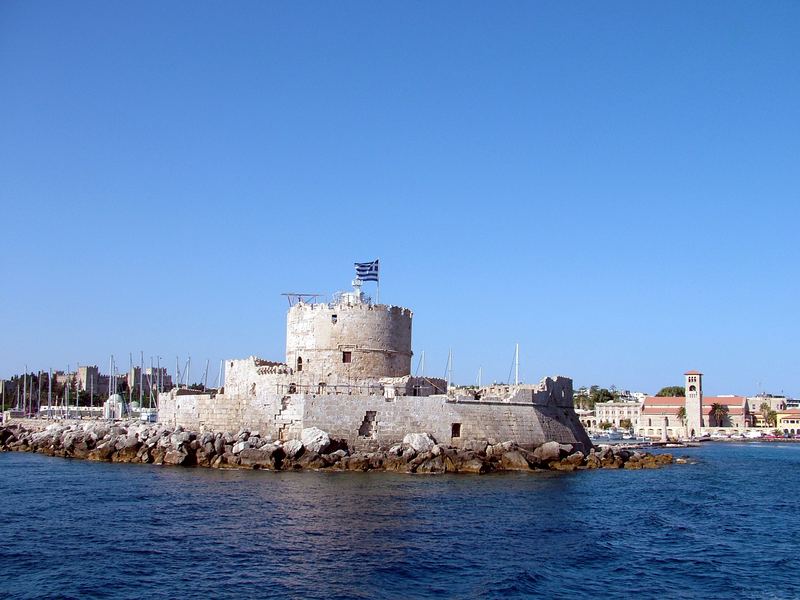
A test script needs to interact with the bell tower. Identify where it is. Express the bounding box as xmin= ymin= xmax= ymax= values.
xmin=684 ymin=370 xmax=703 ymax=437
